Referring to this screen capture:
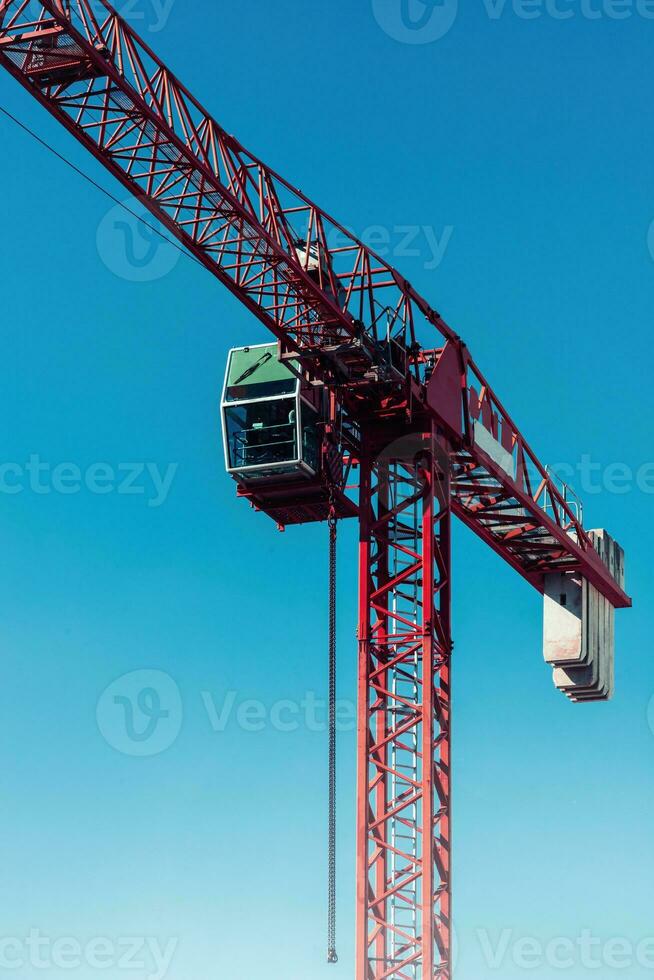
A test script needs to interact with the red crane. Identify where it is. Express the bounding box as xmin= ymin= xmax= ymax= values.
xmin=0 ymin=3 xmax=631 ymax=976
